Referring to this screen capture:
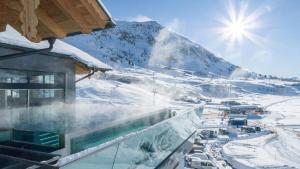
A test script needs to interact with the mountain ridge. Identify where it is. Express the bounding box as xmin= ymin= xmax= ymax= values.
xmin=63 ymin=20 xmax=299 ymax=81
xmin=64 ymin=20 xmax=240 ymax=78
